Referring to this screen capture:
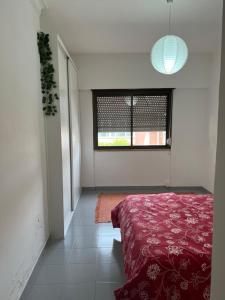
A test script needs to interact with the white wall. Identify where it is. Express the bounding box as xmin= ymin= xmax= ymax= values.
xmin=210 ymin=1 xmax=225 ymax=298
xmin=0 ymin=1 xmax=49 ymax=299
xmin=75 ymin=53 xmax=211 ymax=90
xmin=79 ymin=91 xmax=95 ymax=187
xmin=208 ymin=50 xmax=222 ymax=192
xmin=171 ymin=89 xmax=210 ymax=187
xmin=74 ymin=53 xmax=212 ymax=189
